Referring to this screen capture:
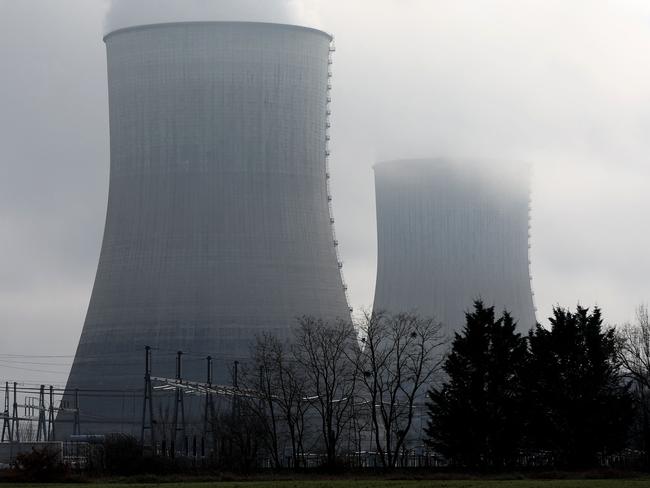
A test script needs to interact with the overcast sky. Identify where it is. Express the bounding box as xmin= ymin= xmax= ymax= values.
xmin=2 ymin=0 xmax=650 ymax=385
